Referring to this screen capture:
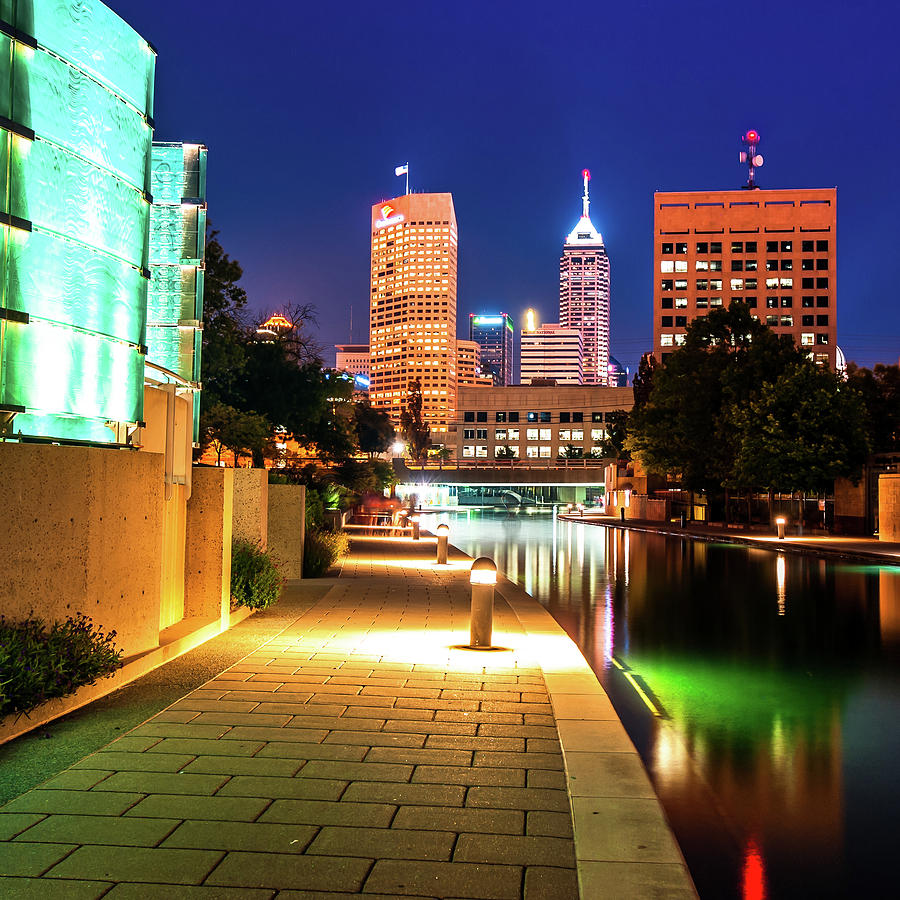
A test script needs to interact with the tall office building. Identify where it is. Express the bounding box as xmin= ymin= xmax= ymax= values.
xmin=653 ymin=187 xmax=837 ymax=366
xmin=520 ymin=324 xmax=583 ymax=385
xmin=369 ymin=193 xmax=458 ymax=433
xmin=469 ymin=313 xmax=514 ymax=385
xmin=456 ymin=340 xmax=494 ymax=387
xmin=335 ymin=343 xmax=371 ymax=392
xmin=560 ymin=170 xmax=611 ymax=385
